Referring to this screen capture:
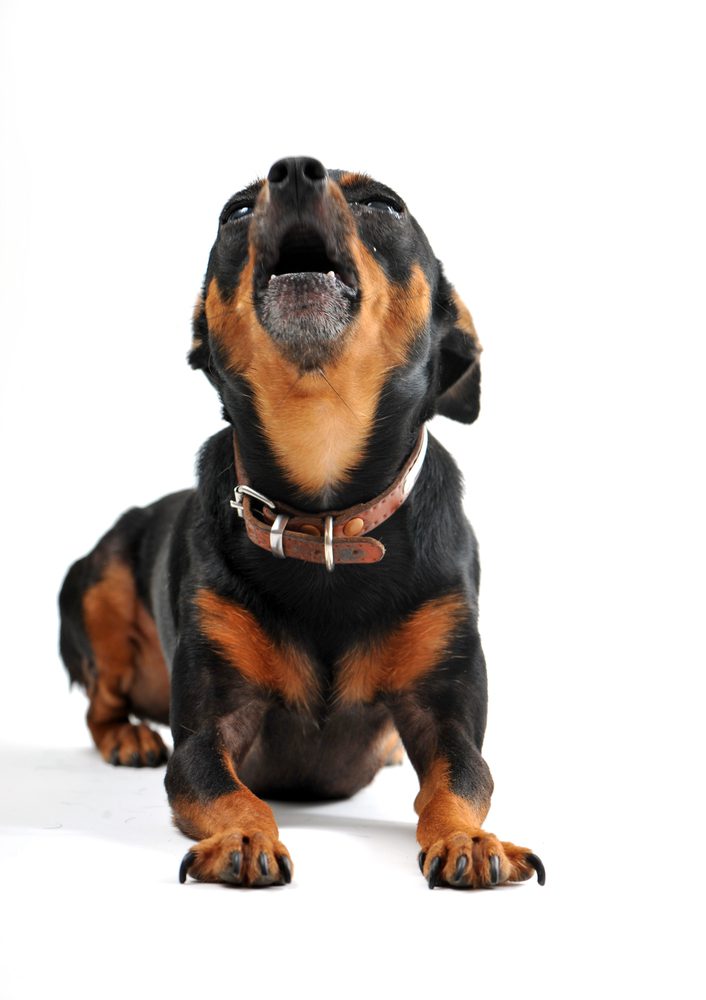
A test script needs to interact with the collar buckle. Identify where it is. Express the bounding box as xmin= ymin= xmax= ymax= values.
xmin=230 ymin=484 xmax=276 ymax=519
